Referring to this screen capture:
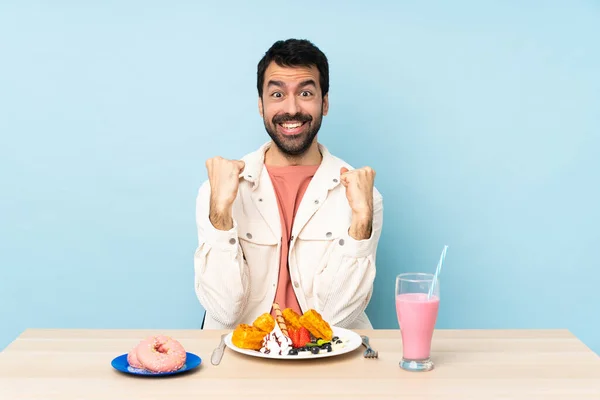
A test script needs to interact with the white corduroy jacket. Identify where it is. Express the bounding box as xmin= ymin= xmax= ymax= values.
xmin=194 ymin=142 xmax=383 ymax=330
